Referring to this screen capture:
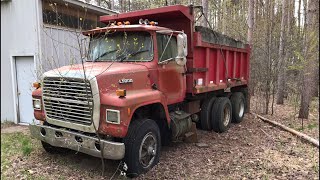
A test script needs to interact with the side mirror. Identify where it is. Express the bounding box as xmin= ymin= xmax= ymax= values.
xmin=176 ymin=33 xmax=188 ymax=66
